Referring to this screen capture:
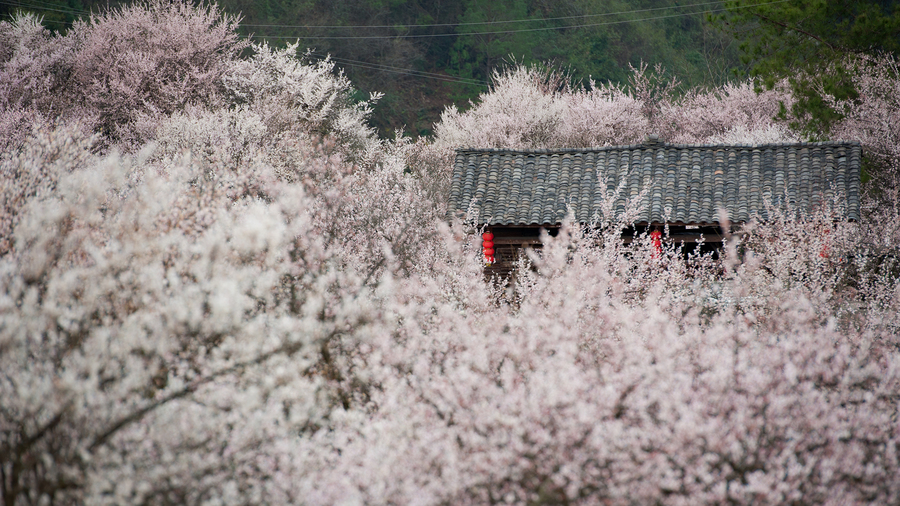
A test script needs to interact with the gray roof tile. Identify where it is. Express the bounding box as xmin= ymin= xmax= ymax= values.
xmin=449 ymin=141 xmax=862 ymax=226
